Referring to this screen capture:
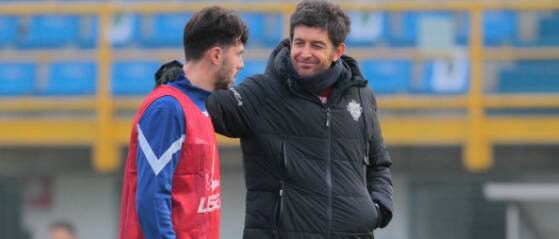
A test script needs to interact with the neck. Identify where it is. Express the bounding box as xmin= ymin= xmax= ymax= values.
xmin=183 ymin=61 xmax=215 ymax=92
